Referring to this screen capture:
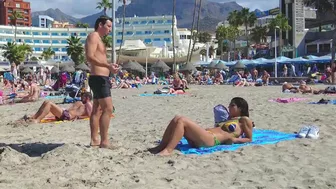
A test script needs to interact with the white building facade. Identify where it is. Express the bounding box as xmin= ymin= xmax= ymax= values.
xmin=0 ymin=15 xmax=192 ymax=60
